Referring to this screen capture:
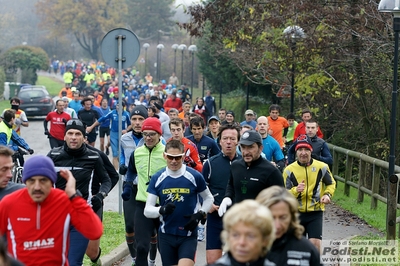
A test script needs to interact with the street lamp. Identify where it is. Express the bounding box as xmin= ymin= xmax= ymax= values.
xmin=143 ymin=43 xmax=150 ymax=75
xmin=188 ymin=45 xmax=197 ymax=96
xmin=283 ymin=25 xmax=306 ymax=113
xmin=157 ymin=44 xmax=165 ymax=82
xmin=378 ymin=0 xmax=400 ymax=240
xmin=178 ymin=44 xmax=187 ymax=87
xmin=172 ymin=44 xmax=179 ymax=74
